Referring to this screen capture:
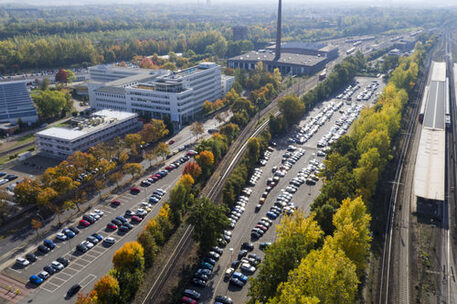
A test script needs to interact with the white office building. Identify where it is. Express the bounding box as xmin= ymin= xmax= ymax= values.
xmin=36 ymin=110 xmax=141 ymax=159
xmin=88 ymin=62 xmax=231 ymax=128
